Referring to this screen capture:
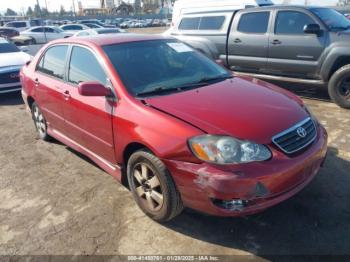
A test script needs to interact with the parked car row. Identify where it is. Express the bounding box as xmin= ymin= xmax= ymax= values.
xmin=0 ymin=19 xmax=126 ymax=45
